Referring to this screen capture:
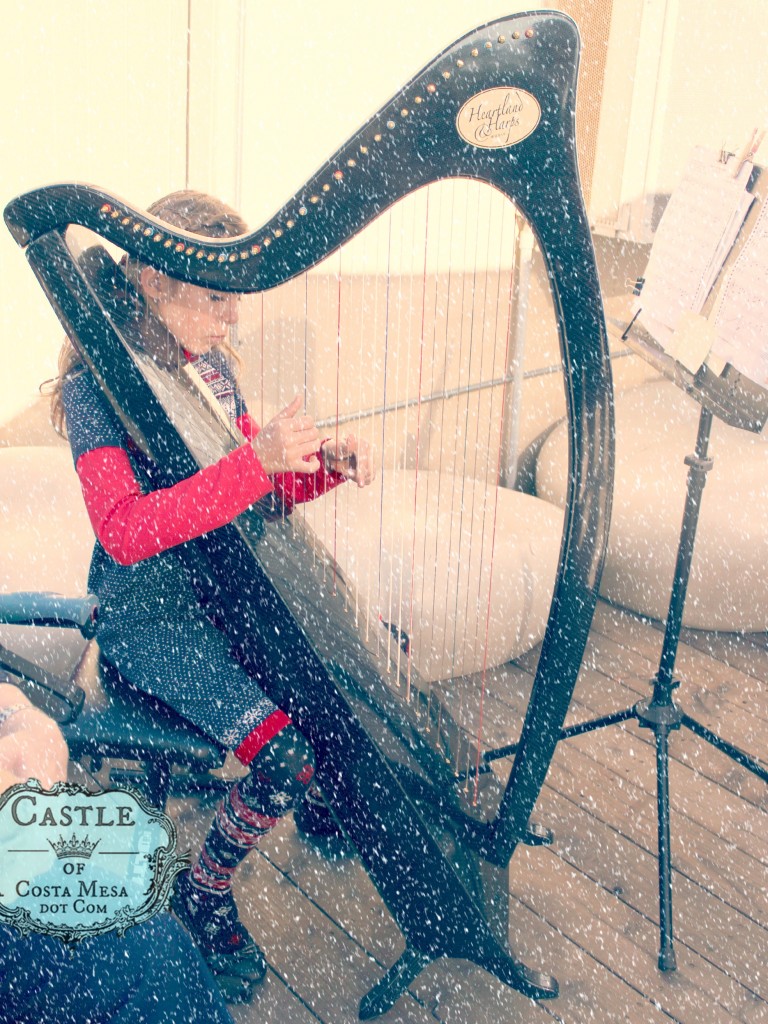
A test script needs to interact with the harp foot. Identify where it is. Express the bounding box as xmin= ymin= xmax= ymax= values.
xmin=493 ymin=958 xmax=559 ymax=1001
xmin=213 ymin=973 xmax=259 ymax=1005
xmin=522 ymin=821 xmax=554 ymax=846
xmin=359 ymin=945 xmax=432 ymax=1021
